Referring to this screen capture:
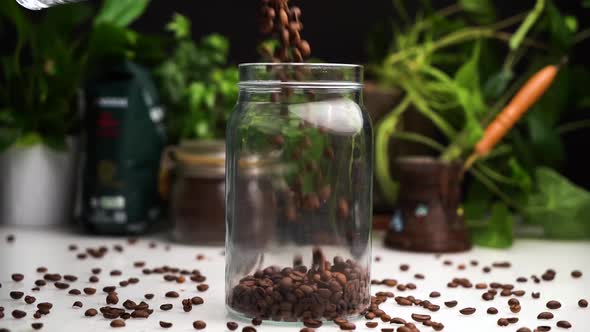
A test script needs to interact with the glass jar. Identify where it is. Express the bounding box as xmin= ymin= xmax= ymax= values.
xmin=16 ymin=0 xmax=81 ymax=10
xmin=225 ymin=63 xmax=373 ymax=322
